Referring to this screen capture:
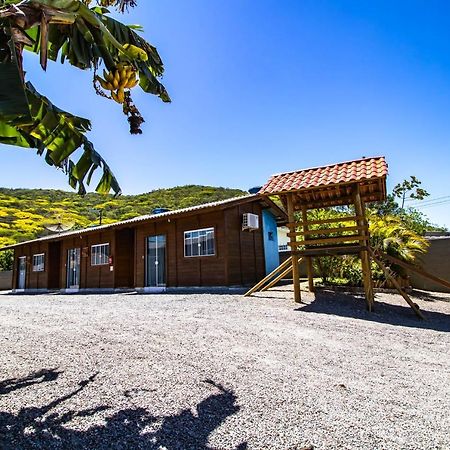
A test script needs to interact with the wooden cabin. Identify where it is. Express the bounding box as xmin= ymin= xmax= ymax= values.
xmin=3 ymin=195 xmax=287 ymax=293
